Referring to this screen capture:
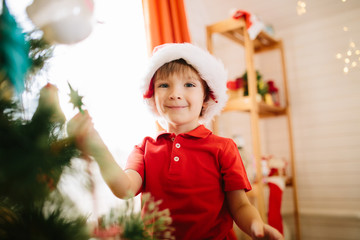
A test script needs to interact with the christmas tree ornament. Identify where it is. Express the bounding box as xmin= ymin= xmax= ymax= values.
xmin=0 ymin=0 xmax=31 ymax=94
xmin=26 ymin=0 xmax=95 ymax=44
xmin=68 ymin=82 xmax=85 ymax=113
